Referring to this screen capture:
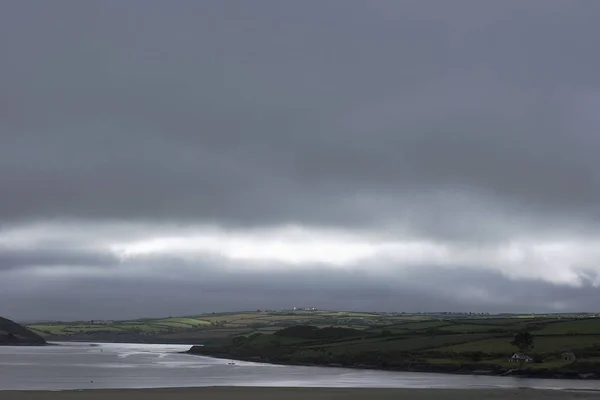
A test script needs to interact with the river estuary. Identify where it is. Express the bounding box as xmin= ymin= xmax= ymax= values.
xmin=1 ymin=342 xmax=600 ymax=391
